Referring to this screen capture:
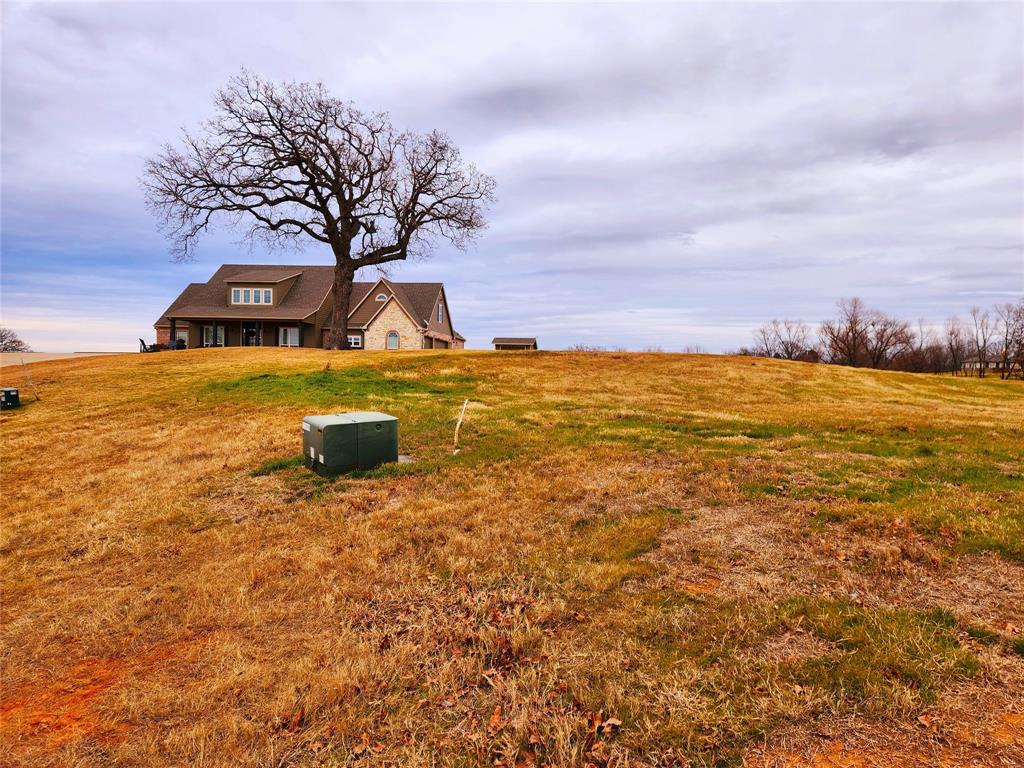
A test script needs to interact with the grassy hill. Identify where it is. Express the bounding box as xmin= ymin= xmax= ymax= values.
xmin=1 ymin=349 xmax=1022 ymax=767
